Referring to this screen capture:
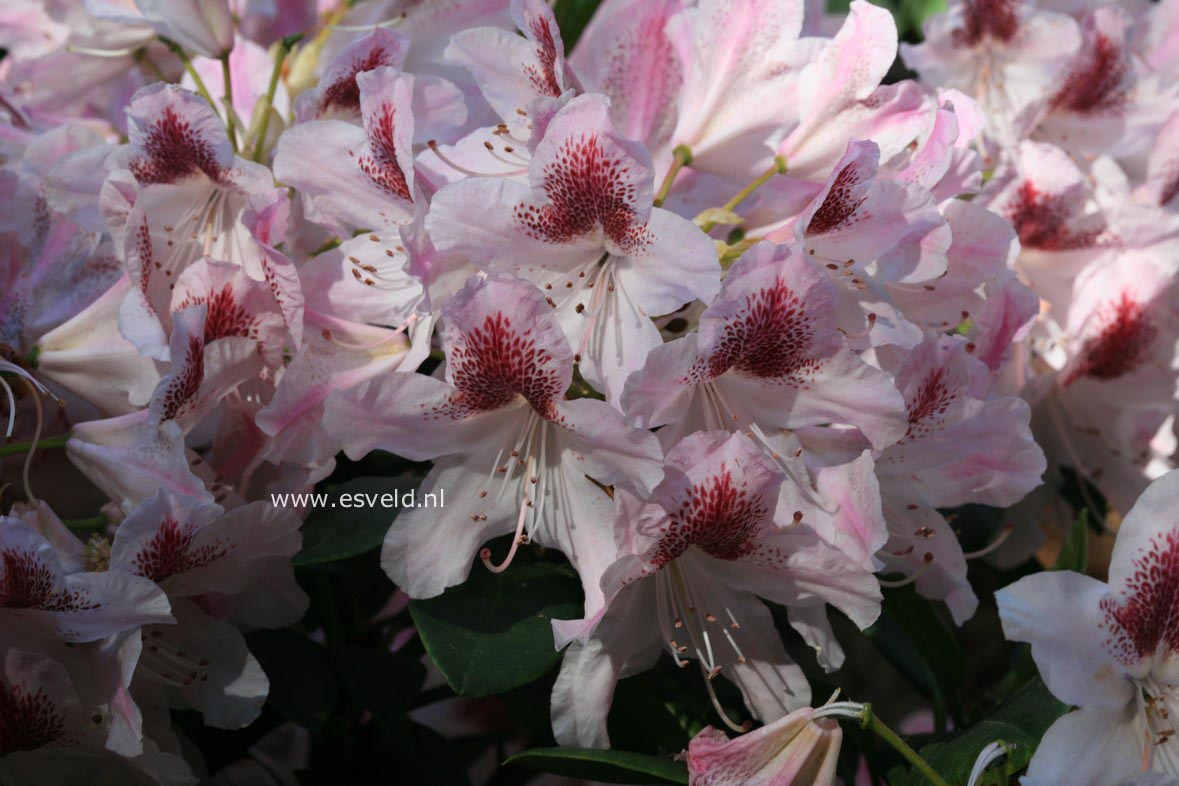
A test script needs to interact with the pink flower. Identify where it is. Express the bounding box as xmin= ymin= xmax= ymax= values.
xmin=0 ymin=645 xmax=196 ymax=784
xmin=902 ymin=0 xmax=1083 ymax=144
xmin=0 ymin=515 xmax=172 ymax=643
xmin=426 ymin=93 xmax=719 ymax=403
xmin=109 ymin=83 xmax=275 ymax=359
xmin=107 ymin=490 xmax=305 ymax=729
xmin=550 ymin=431 xmax=880 ymax=747
xmin=276 ymin=65 xmax=426 ymax=234
xmin=324 ymin=274 xmax=663 ymax=615
xmin=86 ymin=0 xmax=234 ymax=59
xmin=685 ymin=706 xmax=842 ymax=786
xmin=622 ymin=240 xmax=907 ymax=452
xmin=446 ymin=0 xmax=579 ymax=137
